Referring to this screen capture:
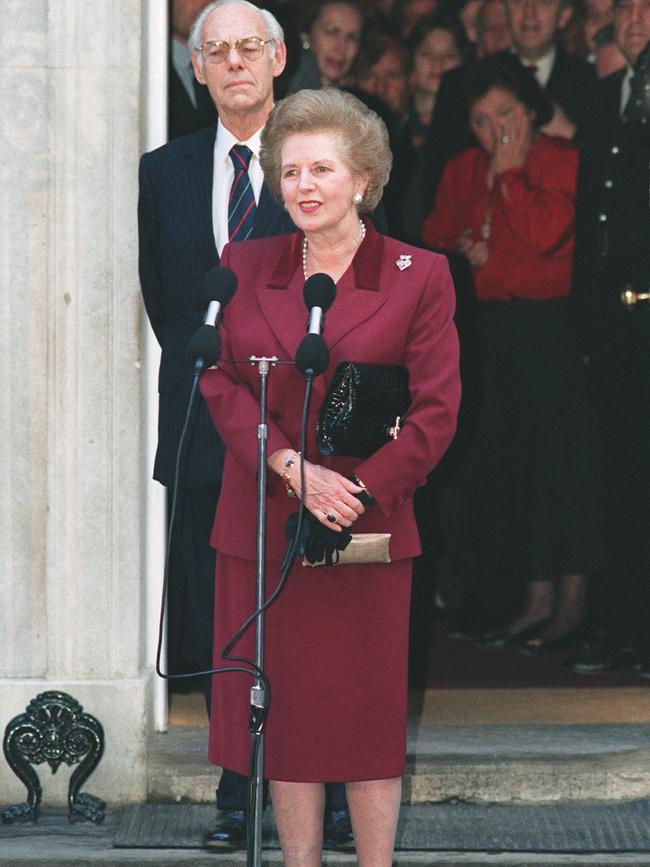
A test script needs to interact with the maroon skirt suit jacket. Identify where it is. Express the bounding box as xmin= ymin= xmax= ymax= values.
xmin=200 ymin=220 xmax=460 ymax=782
